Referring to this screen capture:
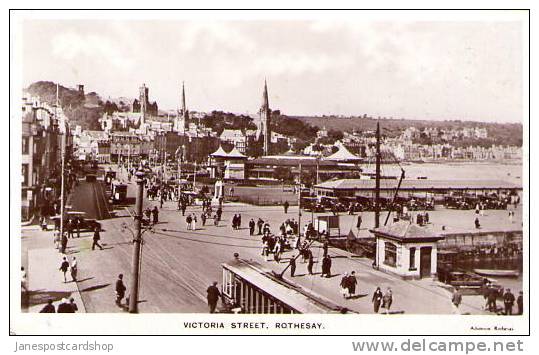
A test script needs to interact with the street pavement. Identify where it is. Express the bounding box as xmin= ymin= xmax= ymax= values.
xmin=21 ymin=227 xmax=85 ymax=313
xmin=20 ymin=167 xmax=523 ymax=314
